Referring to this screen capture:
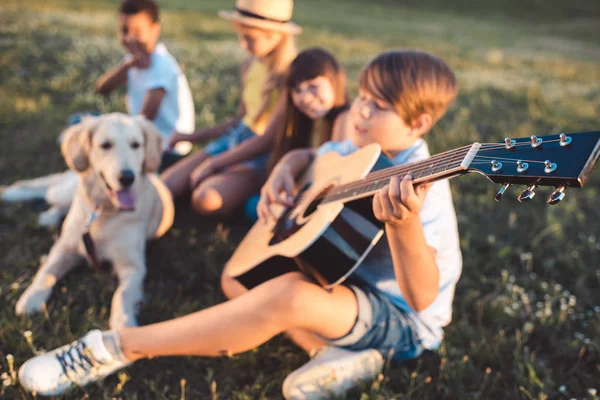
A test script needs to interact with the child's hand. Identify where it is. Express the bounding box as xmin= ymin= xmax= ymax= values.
xmin=125 ymin=38 xmax=151 ymax=69
xmin=257 ymin=165 xmax=295 ymax=224
xmin=373 ymin=175 xmax=431 ymax=227
xmin=190 ymin=158 xmax=219 ymax=188
xmin=168 ymin=131 xmax=187 ymax=150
